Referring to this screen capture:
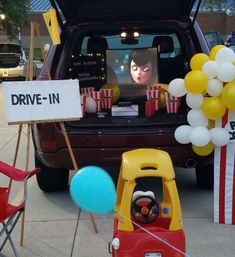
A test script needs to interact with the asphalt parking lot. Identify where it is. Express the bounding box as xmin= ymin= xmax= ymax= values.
xmin=0 ymin=82 xmax=235 ymax=257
